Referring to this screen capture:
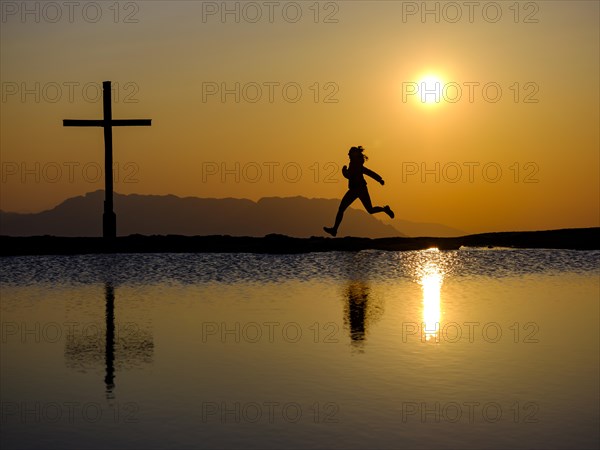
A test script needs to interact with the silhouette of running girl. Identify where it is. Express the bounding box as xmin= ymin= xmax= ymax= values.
xmin=324 ymin=146 xmax=394 ymax=237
